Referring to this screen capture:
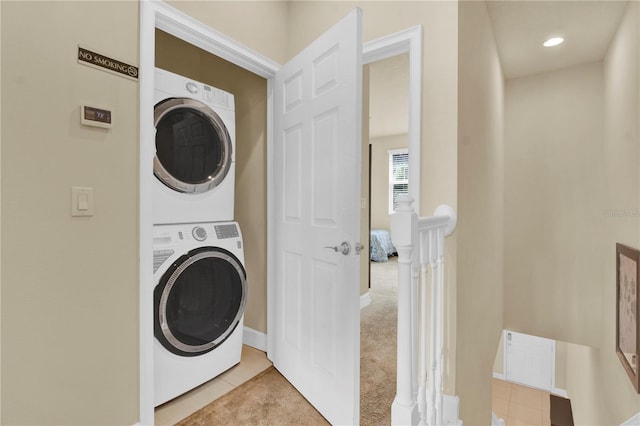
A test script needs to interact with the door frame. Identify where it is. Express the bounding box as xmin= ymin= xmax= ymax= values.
xmin=139 ymin=2 xmax=279 ymax=423
xmin=363 ymin=25 xmax=423 ymax=215
xmin=139 ymin=2 xmax=422 ymax=424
